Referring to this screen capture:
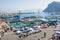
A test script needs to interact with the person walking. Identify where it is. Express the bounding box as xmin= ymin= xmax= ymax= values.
xmin=38 ymin=38 xmax=40 ymax=40
xmin=0 ymin=32 xmax=2 ymax=40
xmin=1 ymin=31 xmax=4 ymax=37
xmin=0 ymin=35 xmax=1 ymax=40
xmin=18 ymin=34 xmax=23 ymax=40
xmin=54 ymin=22 xmax=57 ymax=28
xmin=0 ymin=31 xmax=4 ymax=40
xmin=44 ymin=32 xmax=46 ymax=37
